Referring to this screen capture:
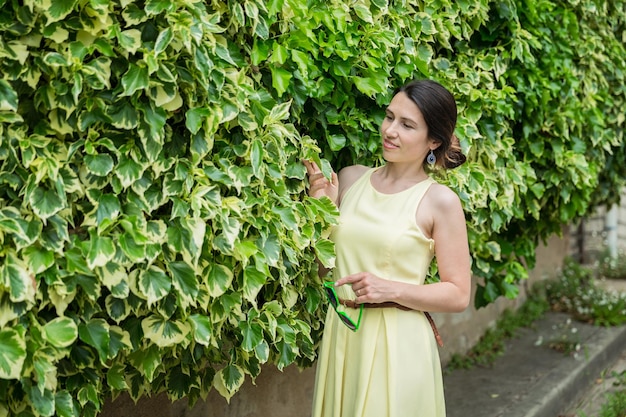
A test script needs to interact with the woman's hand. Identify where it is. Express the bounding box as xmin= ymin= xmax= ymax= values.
xmin=303 ymin=160 xmax=339 ymax=204
xmin=334 ymin=272 xmax=392 ymax=304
